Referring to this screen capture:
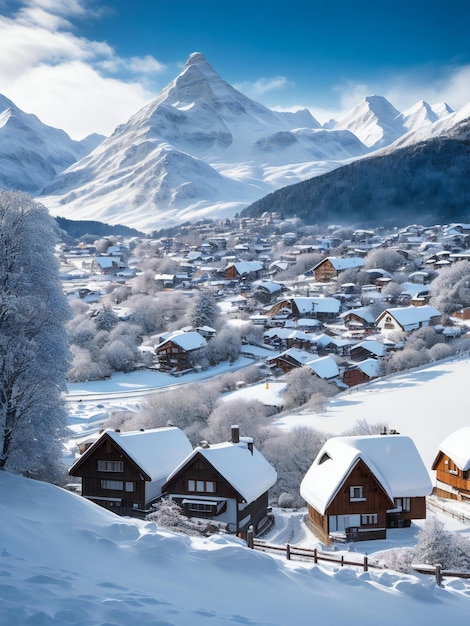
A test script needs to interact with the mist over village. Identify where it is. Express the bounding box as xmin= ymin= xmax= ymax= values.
xmin=1 ymin=1 xmax=470 ymax=624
